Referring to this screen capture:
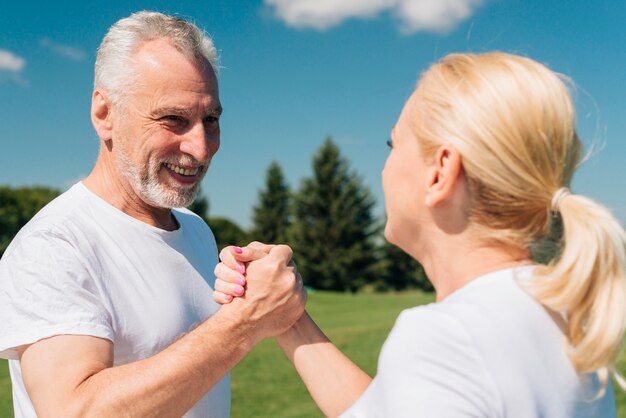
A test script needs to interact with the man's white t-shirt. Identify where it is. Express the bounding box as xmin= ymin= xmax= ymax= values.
xmin=0 ymin=182 xmax=229 ymax=418
xmin=342 ymin=267 xmax=616 ymax=418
